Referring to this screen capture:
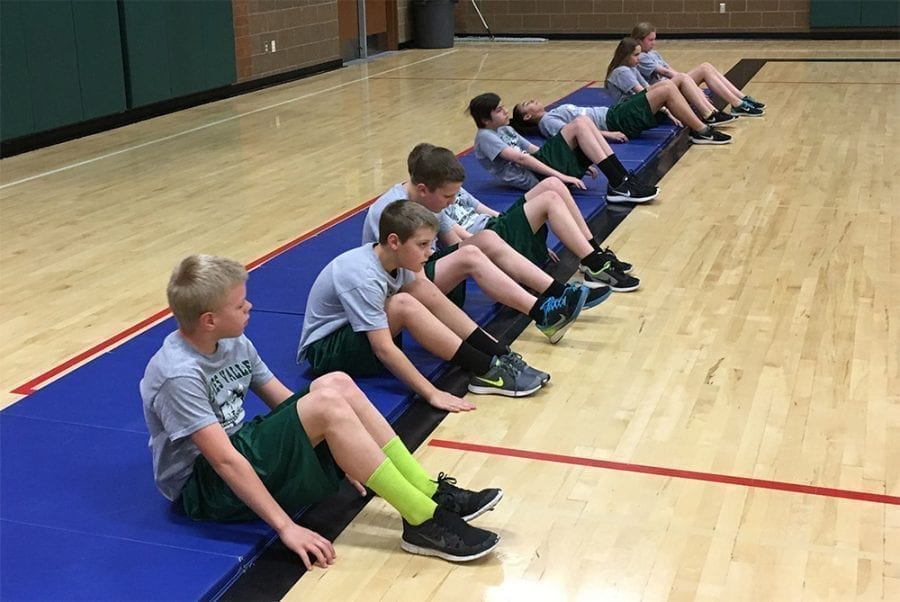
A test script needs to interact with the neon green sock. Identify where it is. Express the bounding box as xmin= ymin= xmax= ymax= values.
xmin=365 ymin=458 xmax=437 ymax=526
xmin=382 ymin=436 xmax=438 ymax=497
